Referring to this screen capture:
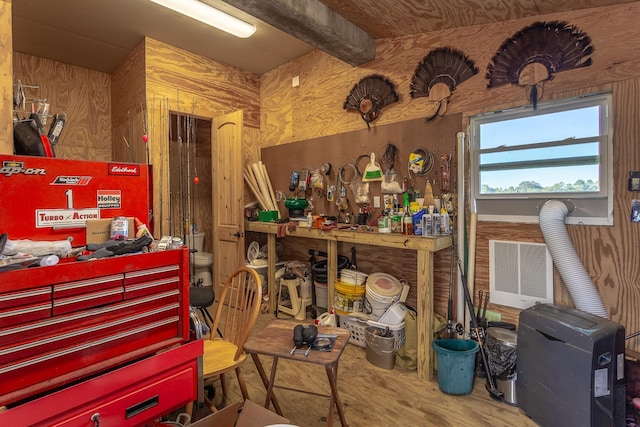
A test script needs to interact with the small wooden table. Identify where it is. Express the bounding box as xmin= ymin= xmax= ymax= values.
xmin=244 ymin=320 xmax=350 ymax=426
